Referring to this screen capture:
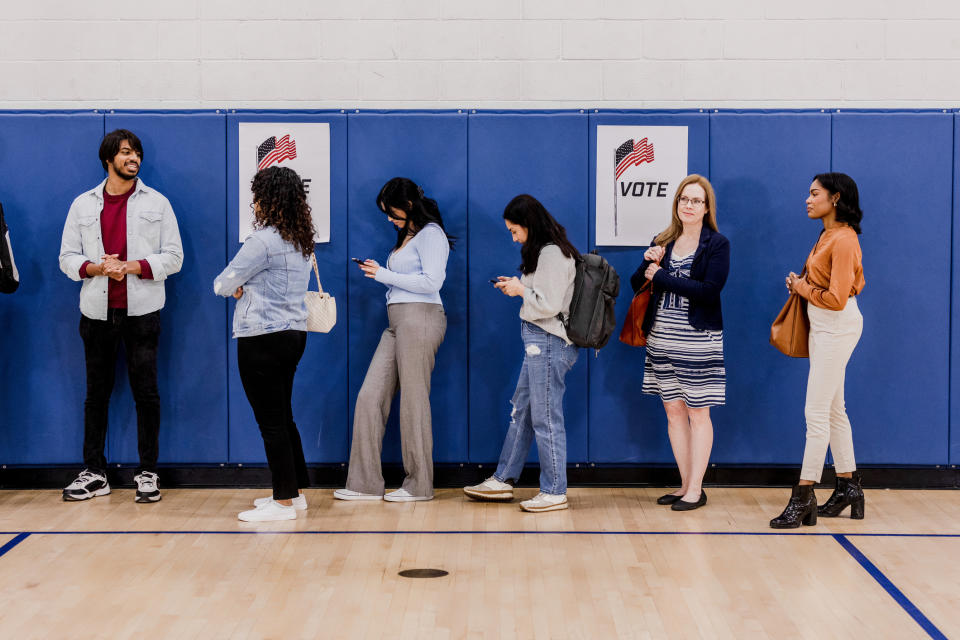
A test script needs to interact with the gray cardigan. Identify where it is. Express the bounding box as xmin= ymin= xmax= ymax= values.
xmin=518 ymin=244 xmax=576 ymax=344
